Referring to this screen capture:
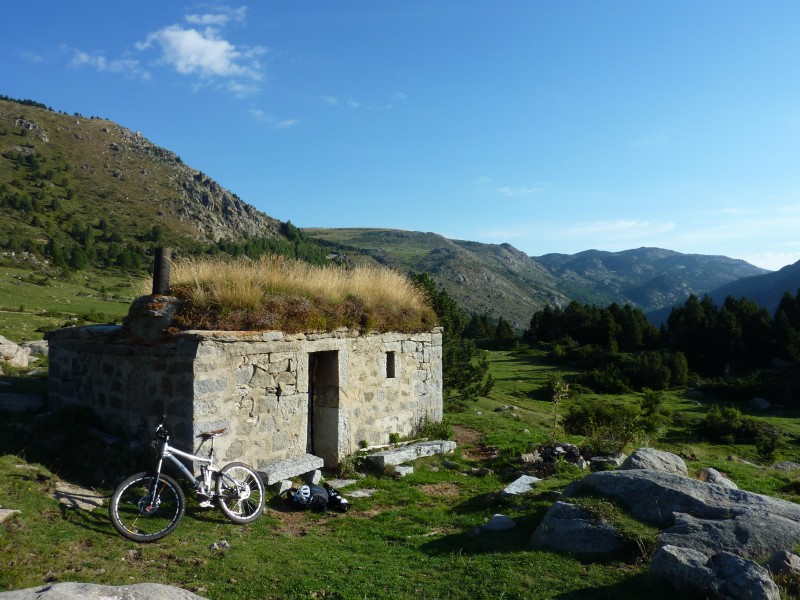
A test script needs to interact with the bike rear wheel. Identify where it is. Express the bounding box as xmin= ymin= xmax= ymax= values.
xmin=216 ymin=462 xmax=265 ymax=524
xmin=109 ymin=472 xmax=186 ymax=542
